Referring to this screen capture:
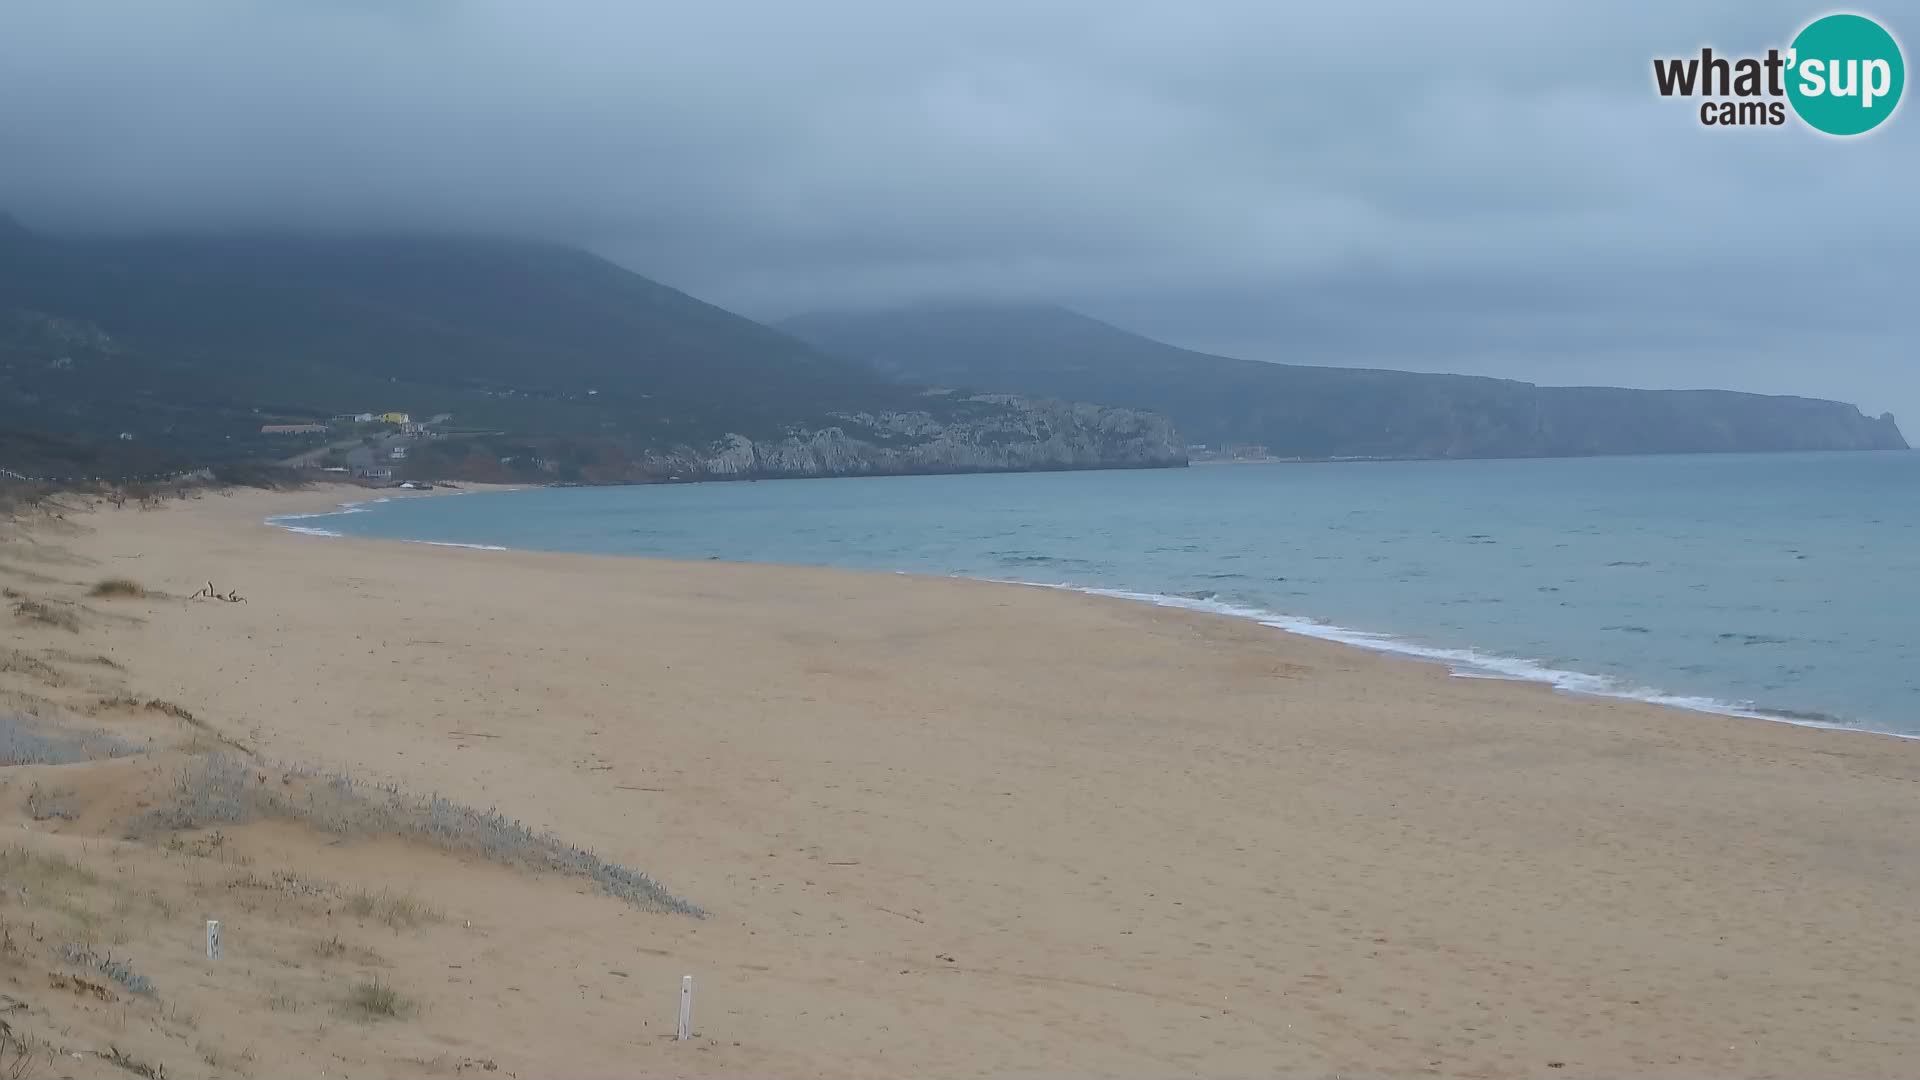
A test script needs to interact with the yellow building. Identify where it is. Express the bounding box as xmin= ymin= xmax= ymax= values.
xmin=377 ymin=411 xmax=411 ymax=424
